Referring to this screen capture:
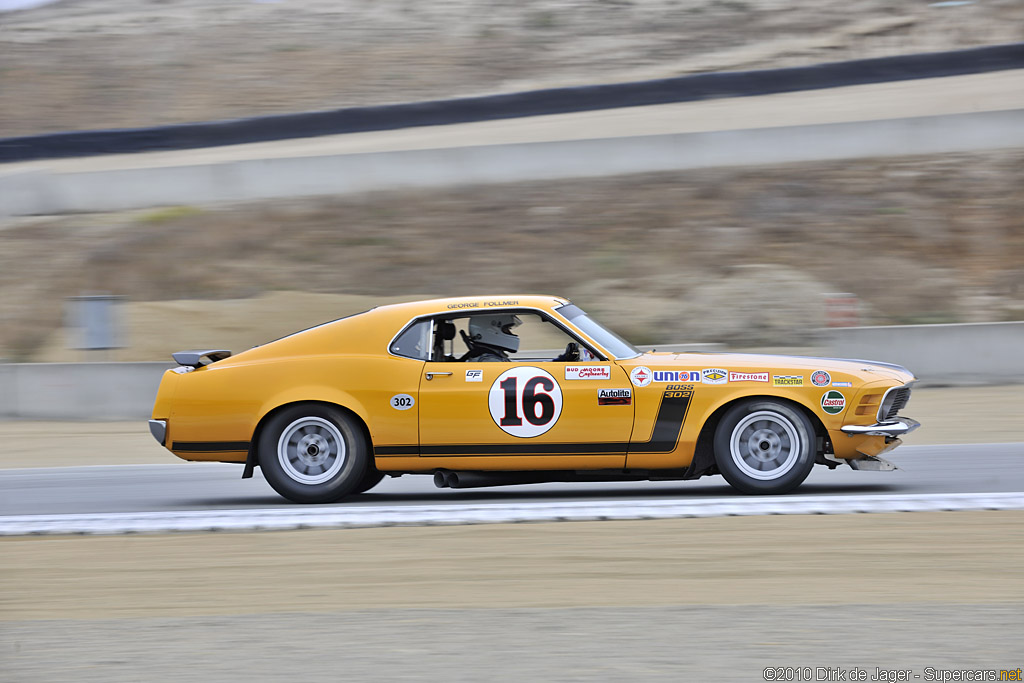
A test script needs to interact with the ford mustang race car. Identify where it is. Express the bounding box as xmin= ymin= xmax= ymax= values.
xmin=149 ymin=295 xmax=919 ymax=503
